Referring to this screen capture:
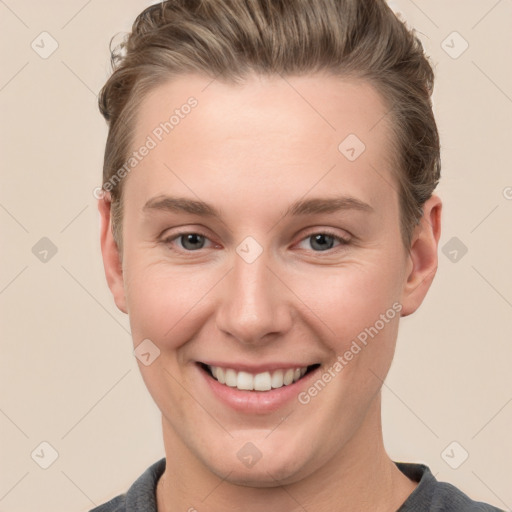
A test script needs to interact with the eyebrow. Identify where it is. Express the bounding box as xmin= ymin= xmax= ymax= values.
xmin=142 ymin=194 xmax=374 ymax=219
